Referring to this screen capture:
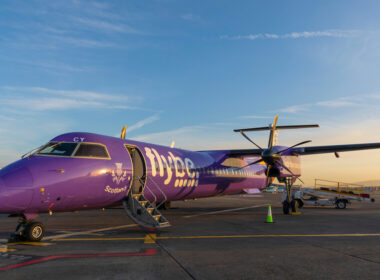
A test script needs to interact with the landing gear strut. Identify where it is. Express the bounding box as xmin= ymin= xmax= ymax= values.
xmin=282 ymin=178 xmax=298 ymax=215
xmin=9 ymin=215 xmax=45 ymax=242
